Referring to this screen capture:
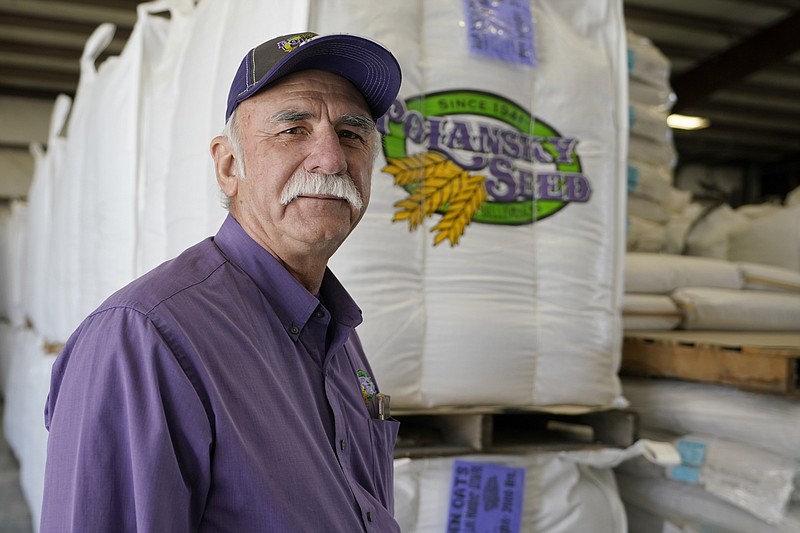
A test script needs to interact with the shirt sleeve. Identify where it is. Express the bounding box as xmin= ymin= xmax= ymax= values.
xmin=40 ymin=307 xmax=212 ymax=533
